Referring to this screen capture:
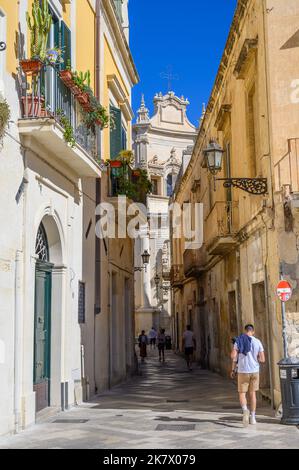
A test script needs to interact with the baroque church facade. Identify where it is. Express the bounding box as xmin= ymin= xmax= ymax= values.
xmin=133 ymin=92 xmax=197 ymax=335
